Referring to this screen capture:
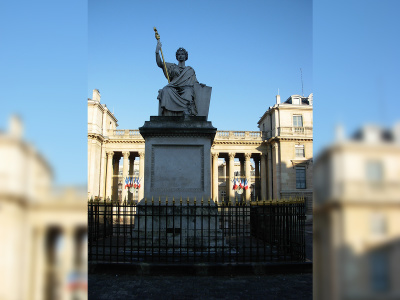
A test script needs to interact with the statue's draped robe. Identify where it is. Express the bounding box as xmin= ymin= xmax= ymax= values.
xmin=157 ymin=62 xmax=198 ymax=116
